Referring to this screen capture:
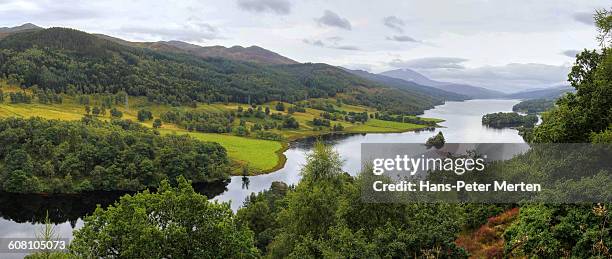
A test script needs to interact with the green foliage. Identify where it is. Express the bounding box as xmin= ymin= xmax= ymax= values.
xmin=152 ymin=118 xmax=162 ymax=128
xmin=161 ymin=109 xmax=233 ymax=133
xmin=532 ymin=35 xmax=611 ymax=142
xmin=0 ymin=117 xmax=230 ymax=193
xmin=332 ymin=123 xmax=344 ymax=131
xmin=426 ymin=131 xmax=445 ymax=149
xmin=9 ymin=91 xmax=32 ymax=103
xmin=254 ymin=130 xmax=284 ymax=141
xmin=275 ymin=102 xmax=285 ymax=111
xmin=25 ymin=252 xmax=76 ymax=259
xmin=109 ymin=107 xmax=122 ymax=118
xmin=504 ymin=204 xmax=611 ymax=258
xmin=237 ymin=181 xmax=290 ymax=252
xmin=136 ymin=109 xmax=153 ymax=121
xmin=238 ymin=142 xmax=467 ymax=257
xmin=512 ymin=99 xmax=556 ymax=114
xmin=482 ymin=112 xmax=538 ymax=128
xmin=71 ymin=177 xmax=259 ymax=258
